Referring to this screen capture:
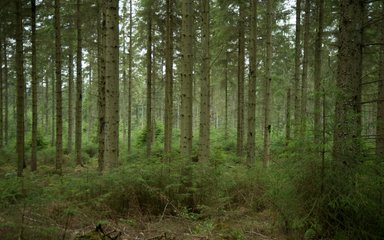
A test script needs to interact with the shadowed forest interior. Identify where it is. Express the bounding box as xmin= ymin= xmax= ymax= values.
xmin=0 ymin=0 xmax=383 ymax=239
